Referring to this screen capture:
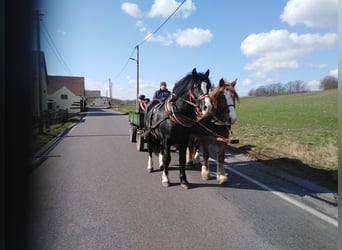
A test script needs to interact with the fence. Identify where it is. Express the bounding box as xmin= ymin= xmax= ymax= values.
xmin=32 ymin=109 xmax=69 ymax=131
